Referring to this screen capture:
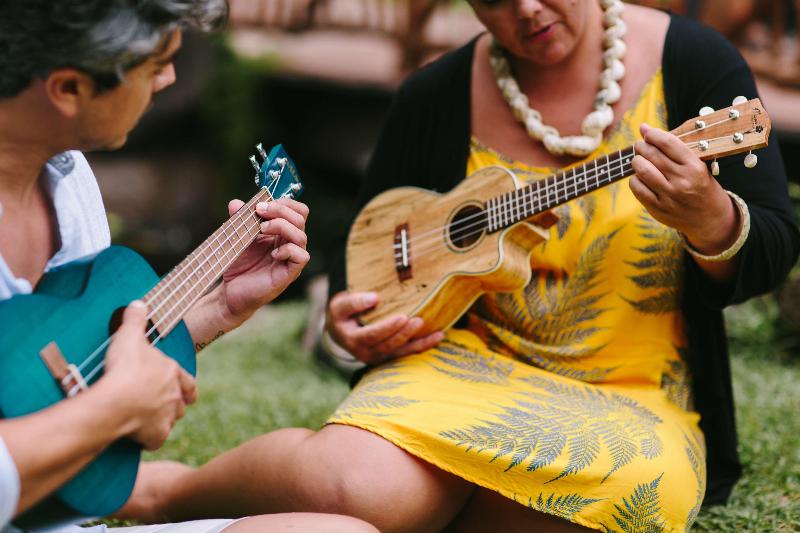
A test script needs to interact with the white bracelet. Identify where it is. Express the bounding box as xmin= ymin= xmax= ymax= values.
xmin=682 ymin=190 xmax=750 ymax=262
xmin=320 ymin=329 xmax=361 ymax=364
